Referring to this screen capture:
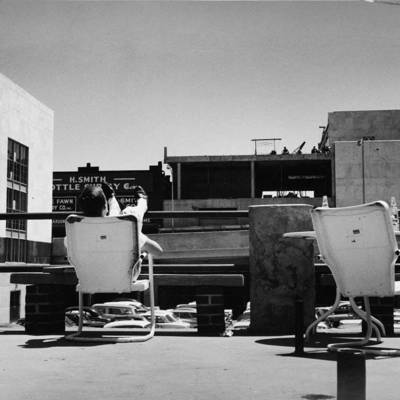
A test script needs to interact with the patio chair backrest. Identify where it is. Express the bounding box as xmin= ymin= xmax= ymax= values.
xmin=311 ymin=201 xmax=398 ymax=298
xmin=65 ymin=215 xmax=139 ymax=293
